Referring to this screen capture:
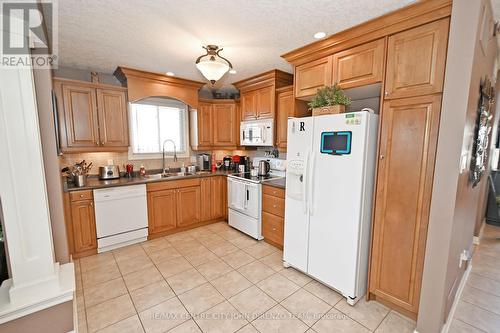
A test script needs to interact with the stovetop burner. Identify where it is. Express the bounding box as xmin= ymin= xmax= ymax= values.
xmin=228 ymin=172 xmax=284 ymax=184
